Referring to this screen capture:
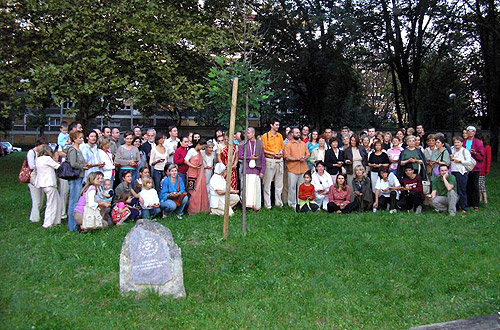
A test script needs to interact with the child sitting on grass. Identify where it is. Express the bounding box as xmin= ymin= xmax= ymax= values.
xmin=111 ymin=192 xmax=132 ymax=226
xmin=296 ymin=171 xmax=320 ymax=213
xmin=139 ymin=177 xmax=161 ymax=219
